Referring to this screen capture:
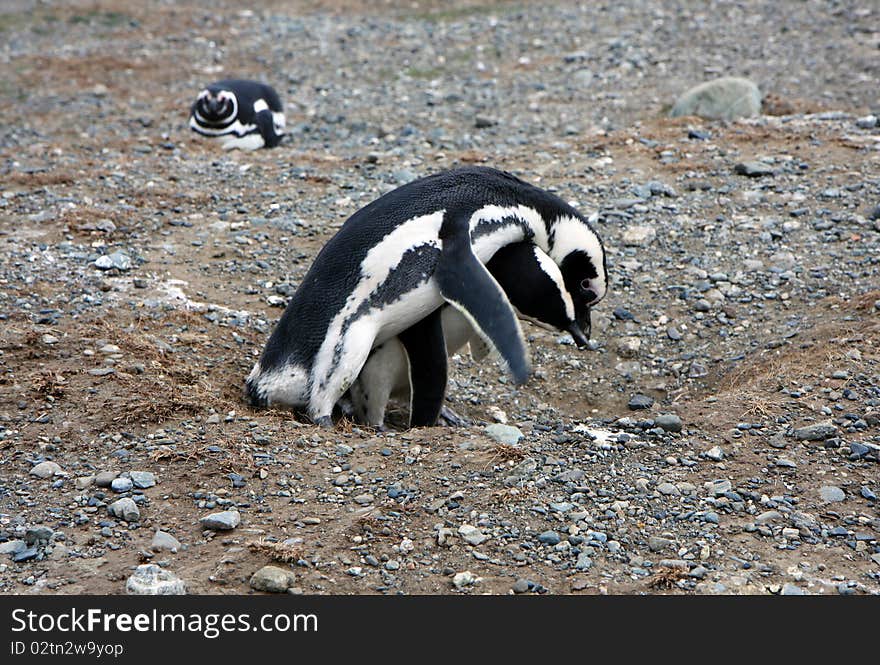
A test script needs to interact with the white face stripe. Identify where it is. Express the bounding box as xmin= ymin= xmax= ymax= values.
xmin=248 ymin=361 xmax=310 ymax=407
xmin=469 ymin=205 xmax=550 ymax=252
xmin=309 ymin=212 xmax=446 ymax=413
xmin=532 ymin=245 xmax=575 ymax=321
xmin=548 ymin=214 xmax=607 ymax=302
